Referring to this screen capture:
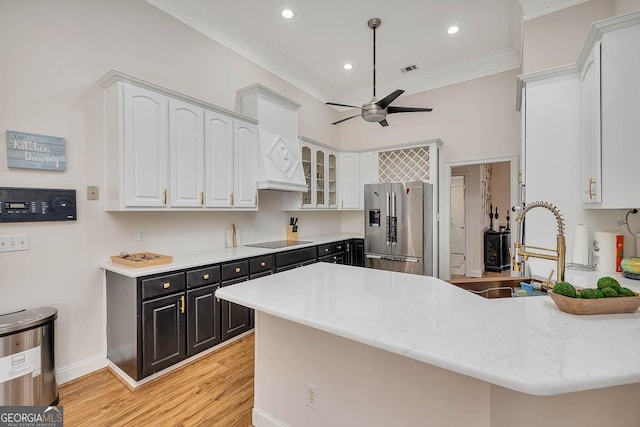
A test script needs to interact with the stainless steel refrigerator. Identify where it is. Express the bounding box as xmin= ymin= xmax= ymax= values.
xmin=364 ymin=181 xmax=434 ymax=275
